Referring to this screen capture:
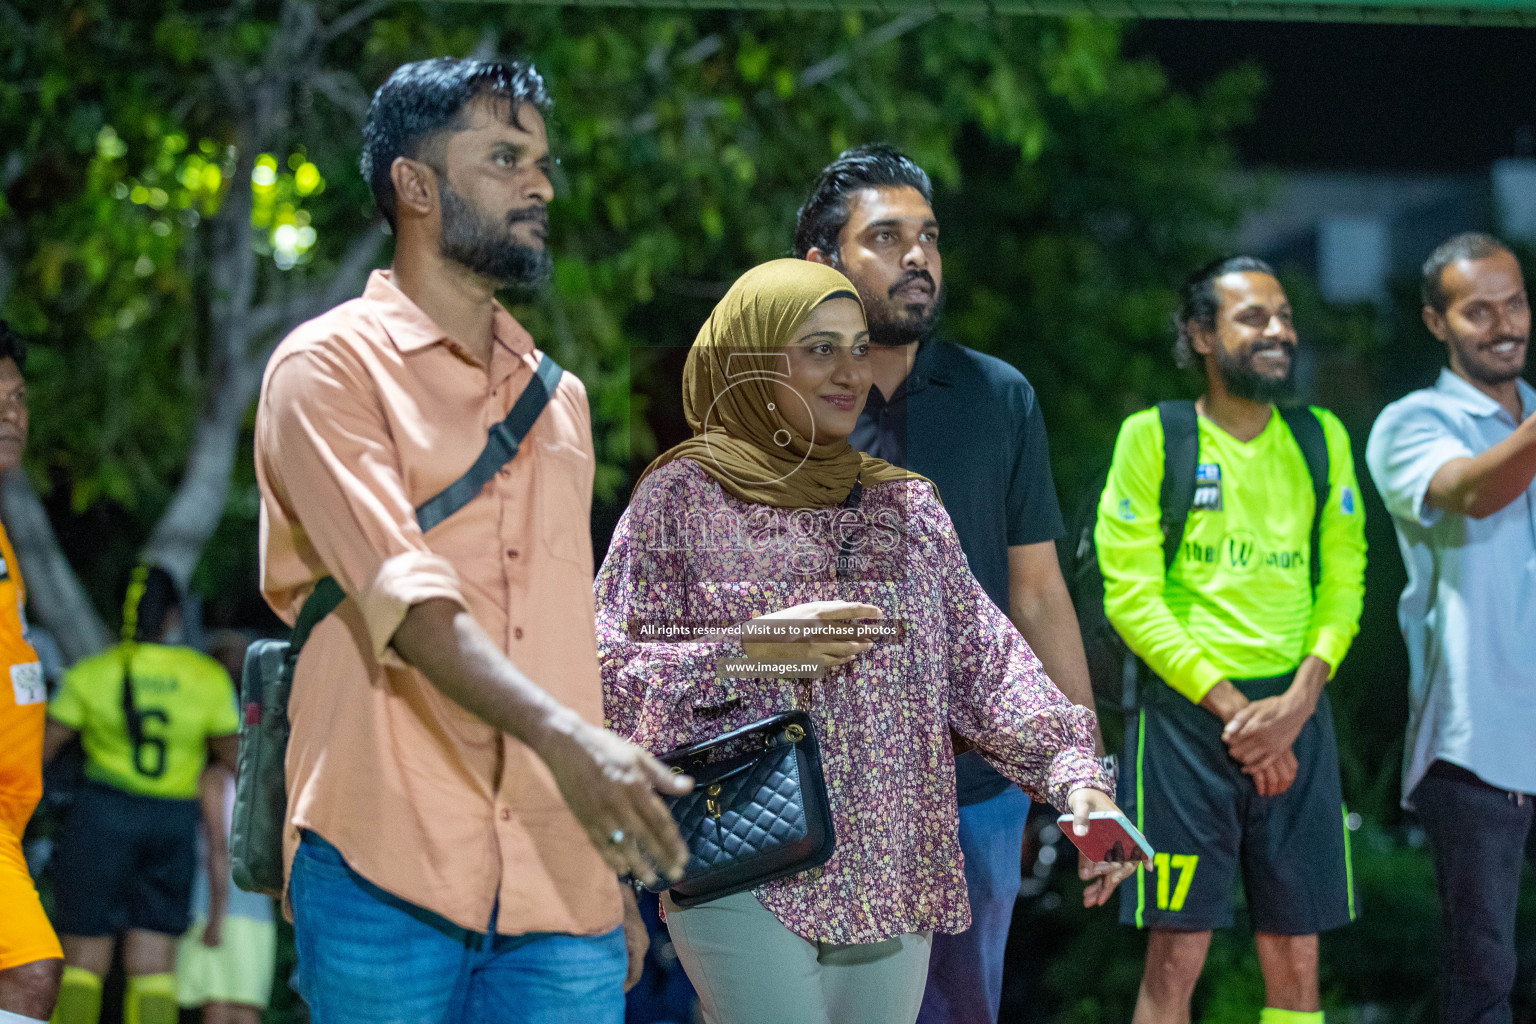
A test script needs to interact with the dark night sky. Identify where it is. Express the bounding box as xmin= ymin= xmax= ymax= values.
xmin=1126 ymin=21 xmax=1536 ymax=171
